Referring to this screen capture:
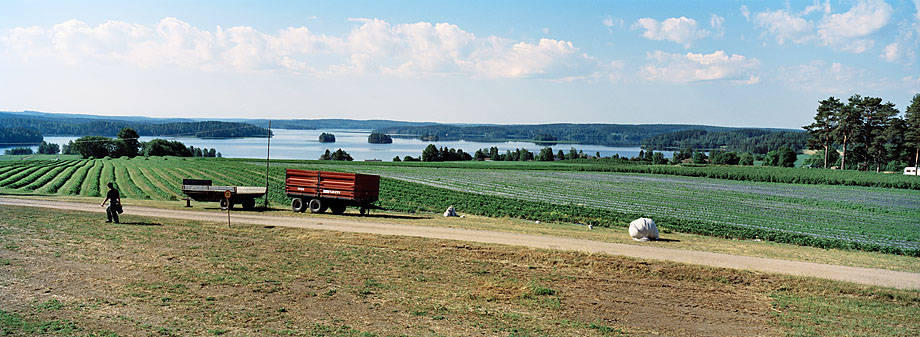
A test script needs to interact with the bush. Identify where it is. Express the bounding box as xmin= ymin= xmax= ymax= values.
xmin=3 ymin=147 xmax=33 ymax=155
xmin=37 ymin=141 xmax=60 ymax=155
xmin=142 ymin=139 xmax=193 ymax=157
xmin=712 ymin=152 xmax=740 ymax=165
xmin=73 ymin=136 xmax=114 ymax=159
xmin=764 ymin=146 xmax=797 ymax=167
